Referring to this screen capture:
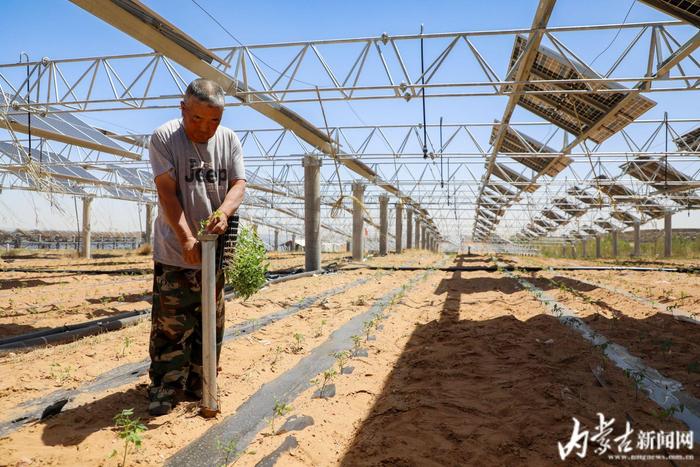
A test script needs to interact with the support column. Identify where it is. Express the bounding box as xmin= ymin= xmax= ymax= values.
xmin=346 ymin=240 xmax=351 ymax=252
xmin=81 ymin=197 xmax=93 ymax=259
xmin=303 ymin=155 xmax=322 ymax=271
xmin=561 ymin=243 xmax=566 ymax=257
xmin=595 ymin=235 xmax=601 ymax=258
xmin=570 ymin=242 xmax=576 ymax=258
xmin=611 ymin=230 xmax=618 ymax=258
xmin=274 ymin=230 xmax=279 ymax=252
xmin=581 ymin=239 xmax=587 ymax=258
xmin=352 ymin=181 xmax=365 ymax=261
xmin=406 ymin=208 xmax=413 ymax=249
xmin=144 ymin=203 xmax=154 ymax=246
xmin=664 ymin=212 xmax=672 ymax=257
xmin=378 ymin=194 xmax=389 ymax=256
xmin=395 ymin=202 xmax=403 ymax=254
xmin=292 ymin=234 xmax=296 ymax=251
xmin=415 ymin=218 xmax=421 ymax=250
xmin=633 ymin=221 xmax=641 ymax=257
xmin=421 ymin=222 xmax=427 ymax=250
